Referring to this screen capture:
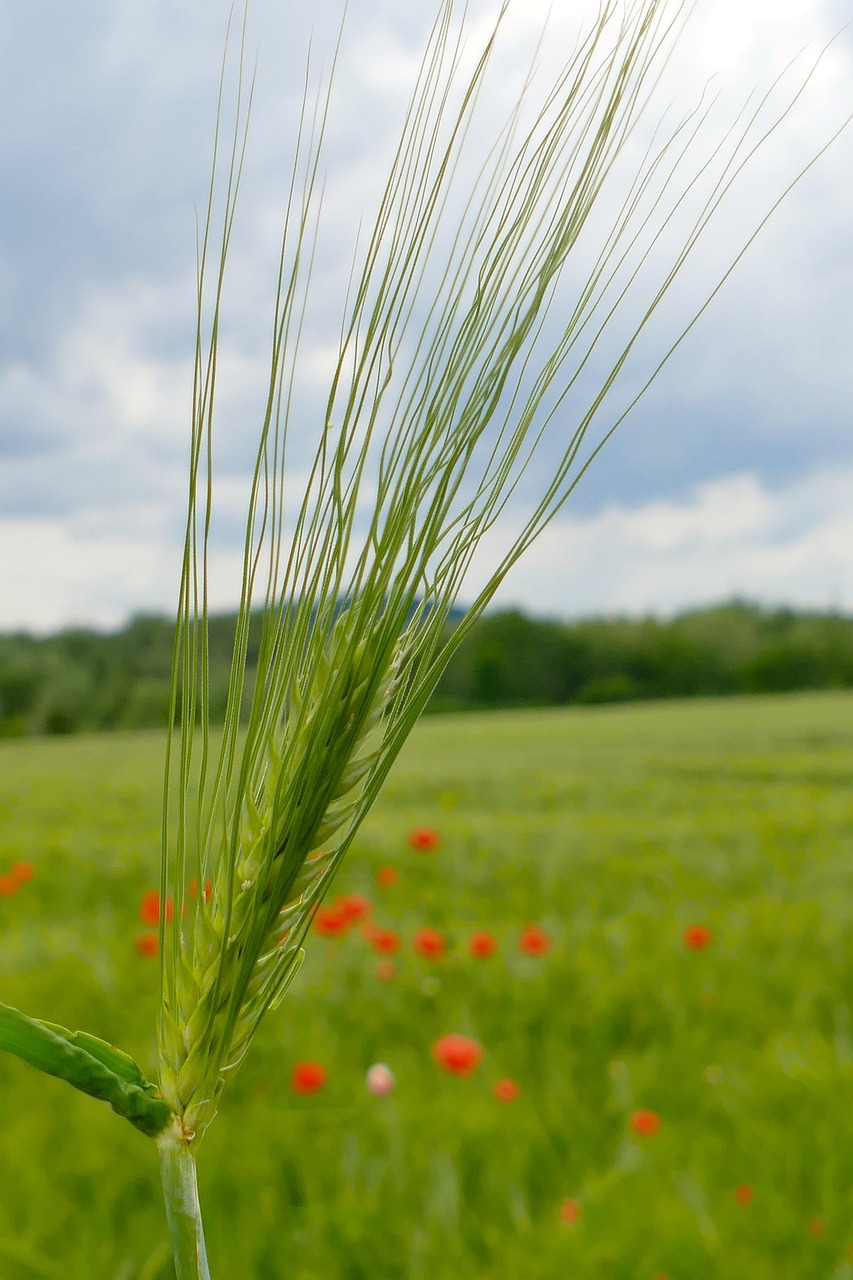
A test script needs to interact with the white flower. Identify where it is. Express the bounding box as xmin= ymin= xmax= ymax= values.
xmin=365 ymin=1063 xmax=395 ymax=1097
